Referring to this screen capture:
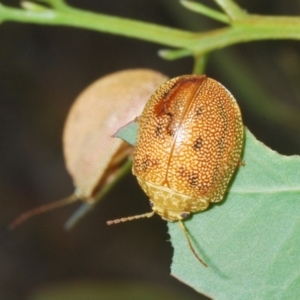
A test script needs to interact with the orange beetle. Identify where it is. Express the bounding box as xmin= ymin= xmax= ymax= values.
xmin=108 ymin=75 xmax=244 ymax=266
xmin=133 ymin=74 xmax=244 ymax=221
